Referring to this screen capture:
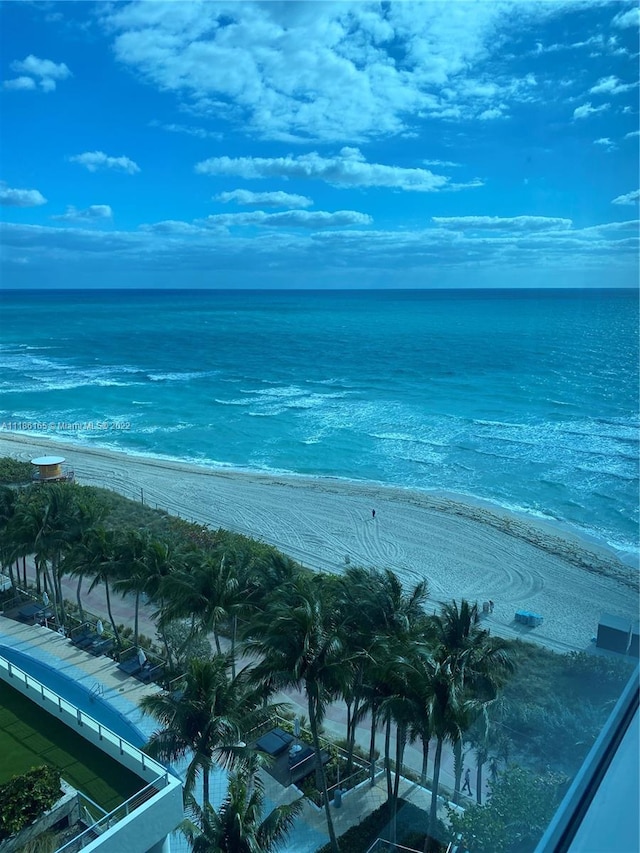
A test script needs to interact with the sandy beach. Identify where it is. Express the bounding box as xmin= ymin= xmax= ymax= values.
xmin=1 ymin=433 xmax=637 ymax=653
